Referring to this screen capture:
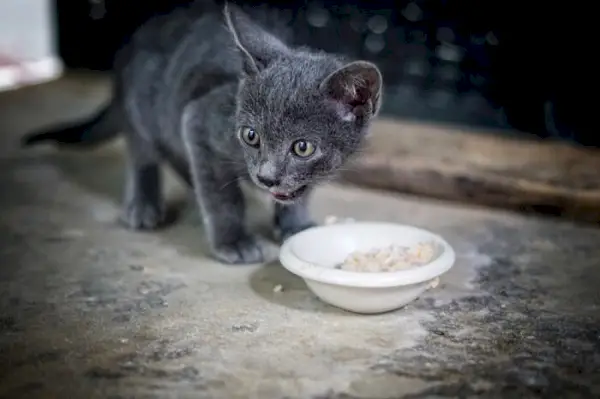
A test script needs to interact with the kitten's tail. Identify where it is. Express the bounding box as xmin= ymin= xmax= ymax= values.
xmin=21 ymin=102 xmax=119 ymax=148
